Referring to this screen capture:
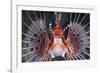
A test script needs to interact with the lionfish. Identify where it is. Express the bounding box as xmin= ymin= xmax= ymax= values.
xmin=22 ymin=11 xmax=90 ymax=62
